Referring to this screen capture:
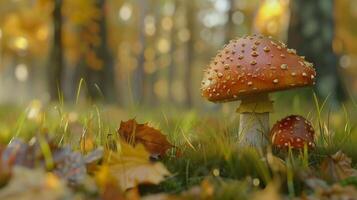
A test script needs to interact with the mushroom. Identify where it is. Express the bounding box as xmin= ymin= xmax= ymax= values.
xmin=270 ymin=115 xmax=315 ymax=149
xmin=200 ymin=34 xmax=316 ymax=149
